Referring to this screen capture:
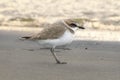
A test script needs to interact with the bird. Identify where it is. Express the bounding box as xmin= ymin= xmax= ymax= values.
xmin=21 ymin=19 xmax=85 ymax=64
